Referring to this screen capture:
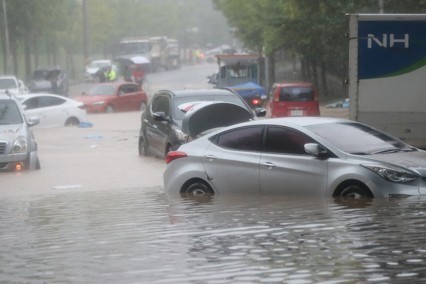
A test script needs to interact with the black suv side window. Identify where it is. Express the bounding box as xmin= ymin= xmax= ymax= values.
xmin=214 ymin=126 xmax=263 ymax=152
xmin=152 ymin=95 xmax=170 ymax=116
xmin=266 ymin=126 xmax=315 ymax=155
